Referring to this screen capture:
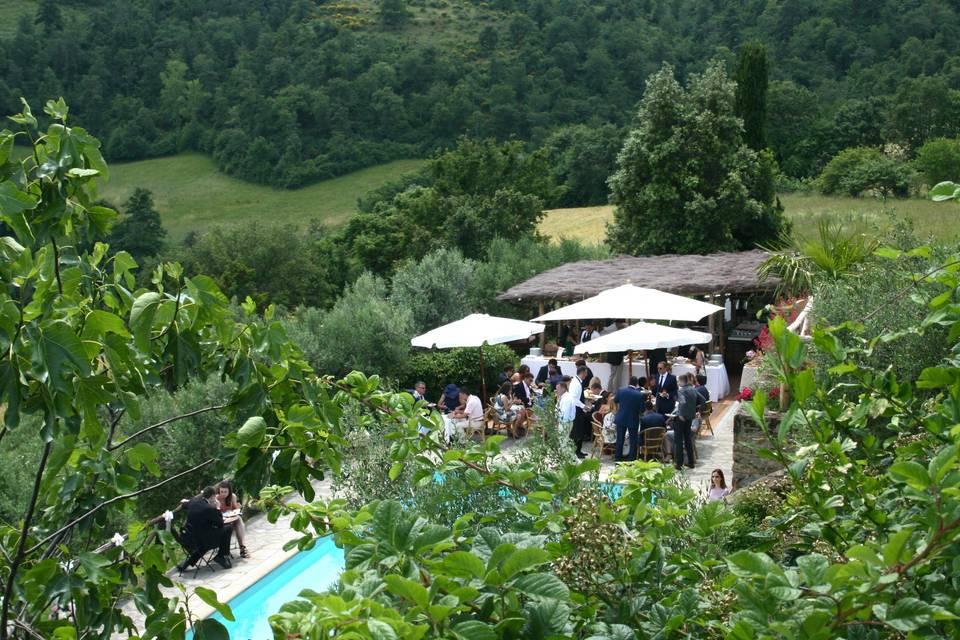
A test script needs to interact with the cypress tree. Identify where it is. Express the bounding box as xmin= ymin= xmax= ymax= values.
xmin=34 ymin=0 xmax=63 ymax=34
xmin=735 ymin=42 xmax=769 ymax=151
xmin=108 ymin=188 xmax=167 ymax=261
